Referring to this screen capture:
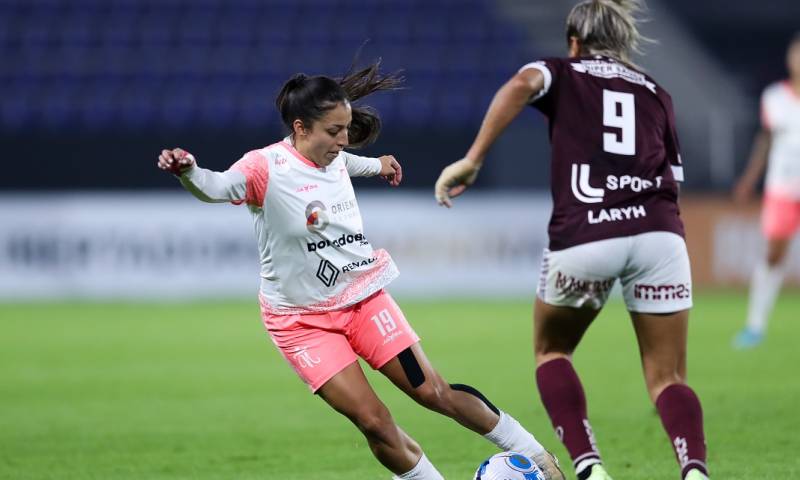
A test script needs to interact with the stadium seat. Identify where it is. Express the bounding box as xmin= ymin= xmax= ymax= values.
xmin=1 ymin=0 xmax=539 ymax=131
